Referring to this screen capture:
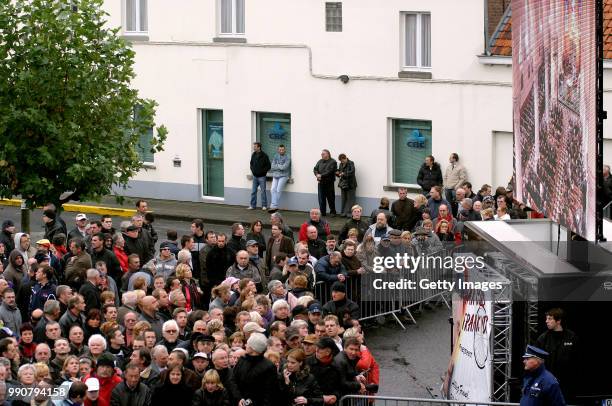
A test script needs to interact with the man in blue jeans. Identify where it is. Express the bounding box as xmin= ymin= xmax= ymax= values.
xmin=249 ymin=142 xmax=271 ymax=210
xmin=268 ymin=144 xmax=291 ymax=213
